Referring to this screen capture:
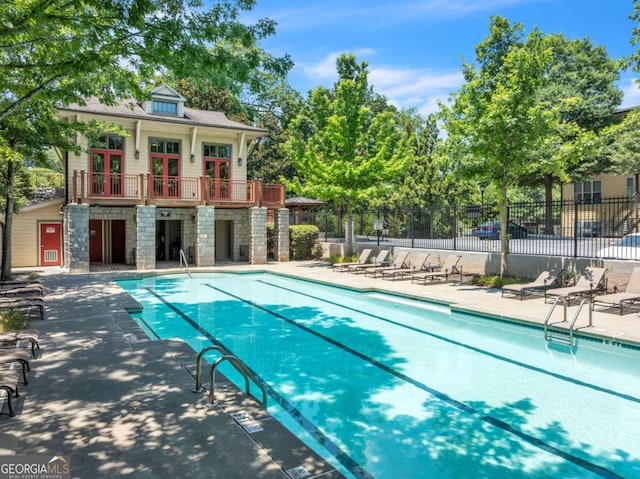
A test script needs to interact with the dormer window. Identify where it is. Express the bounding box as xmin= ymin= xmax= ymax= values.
xmin=152 ymin=100 xmax=178 ymax=116
xmin=144 ymin=84 xmax=186 ymax=118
